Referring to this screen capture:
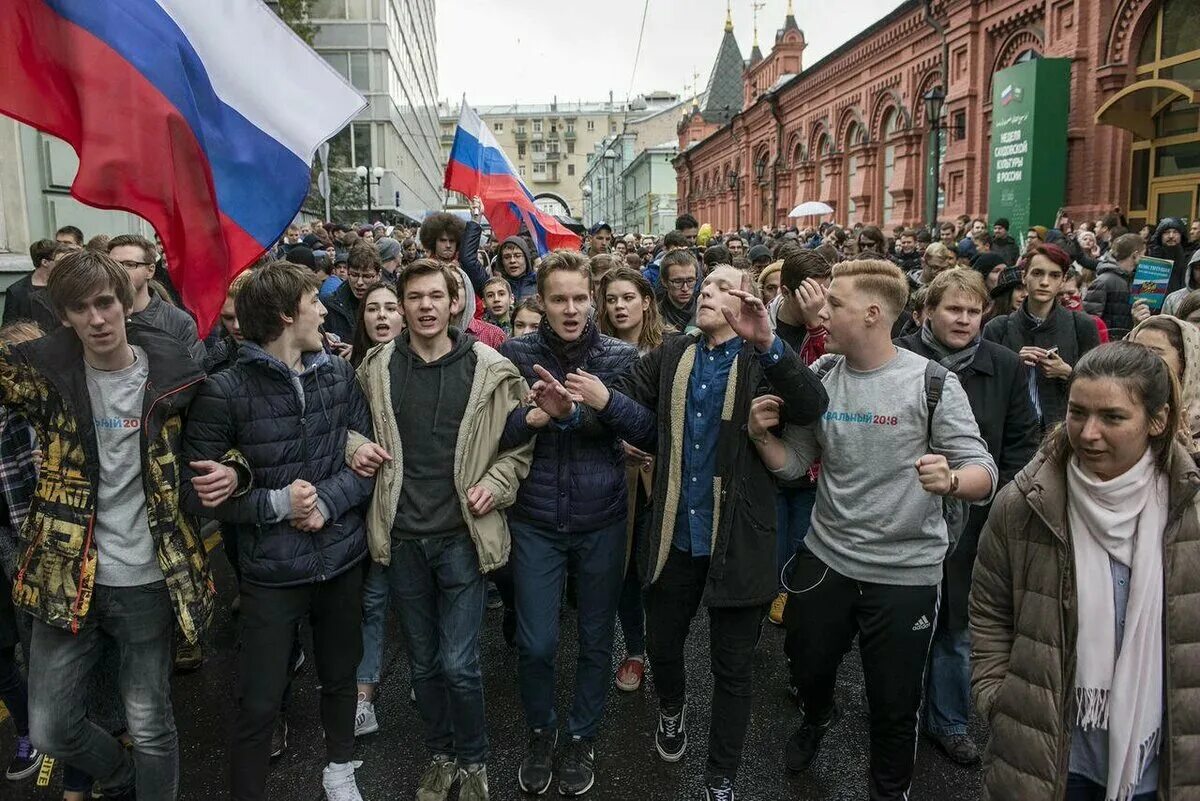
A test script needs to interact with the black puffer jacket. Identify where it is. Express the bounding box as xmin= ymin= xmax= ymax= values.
xmin=499 ymin=322 xmax=639 ymax=533
xmin=1081 ymin=255 xmax=1134 ymax=339
xmin=181 ymin=343 xmax=374 ymax=587
xmin=321 ymin=281 xmax=359 ymax=344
